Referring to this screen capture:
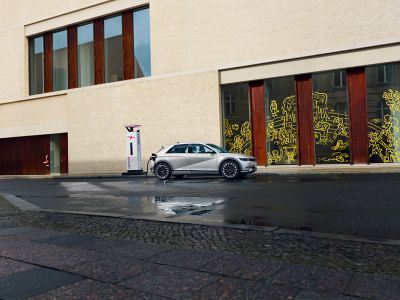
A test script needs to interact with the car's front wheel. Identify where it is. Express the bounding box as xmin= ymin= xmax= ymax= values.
xmin=154 ymin=162 xmax=172 ymax=180
xmin=220 ymin=160 xmax=240 ymax=179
